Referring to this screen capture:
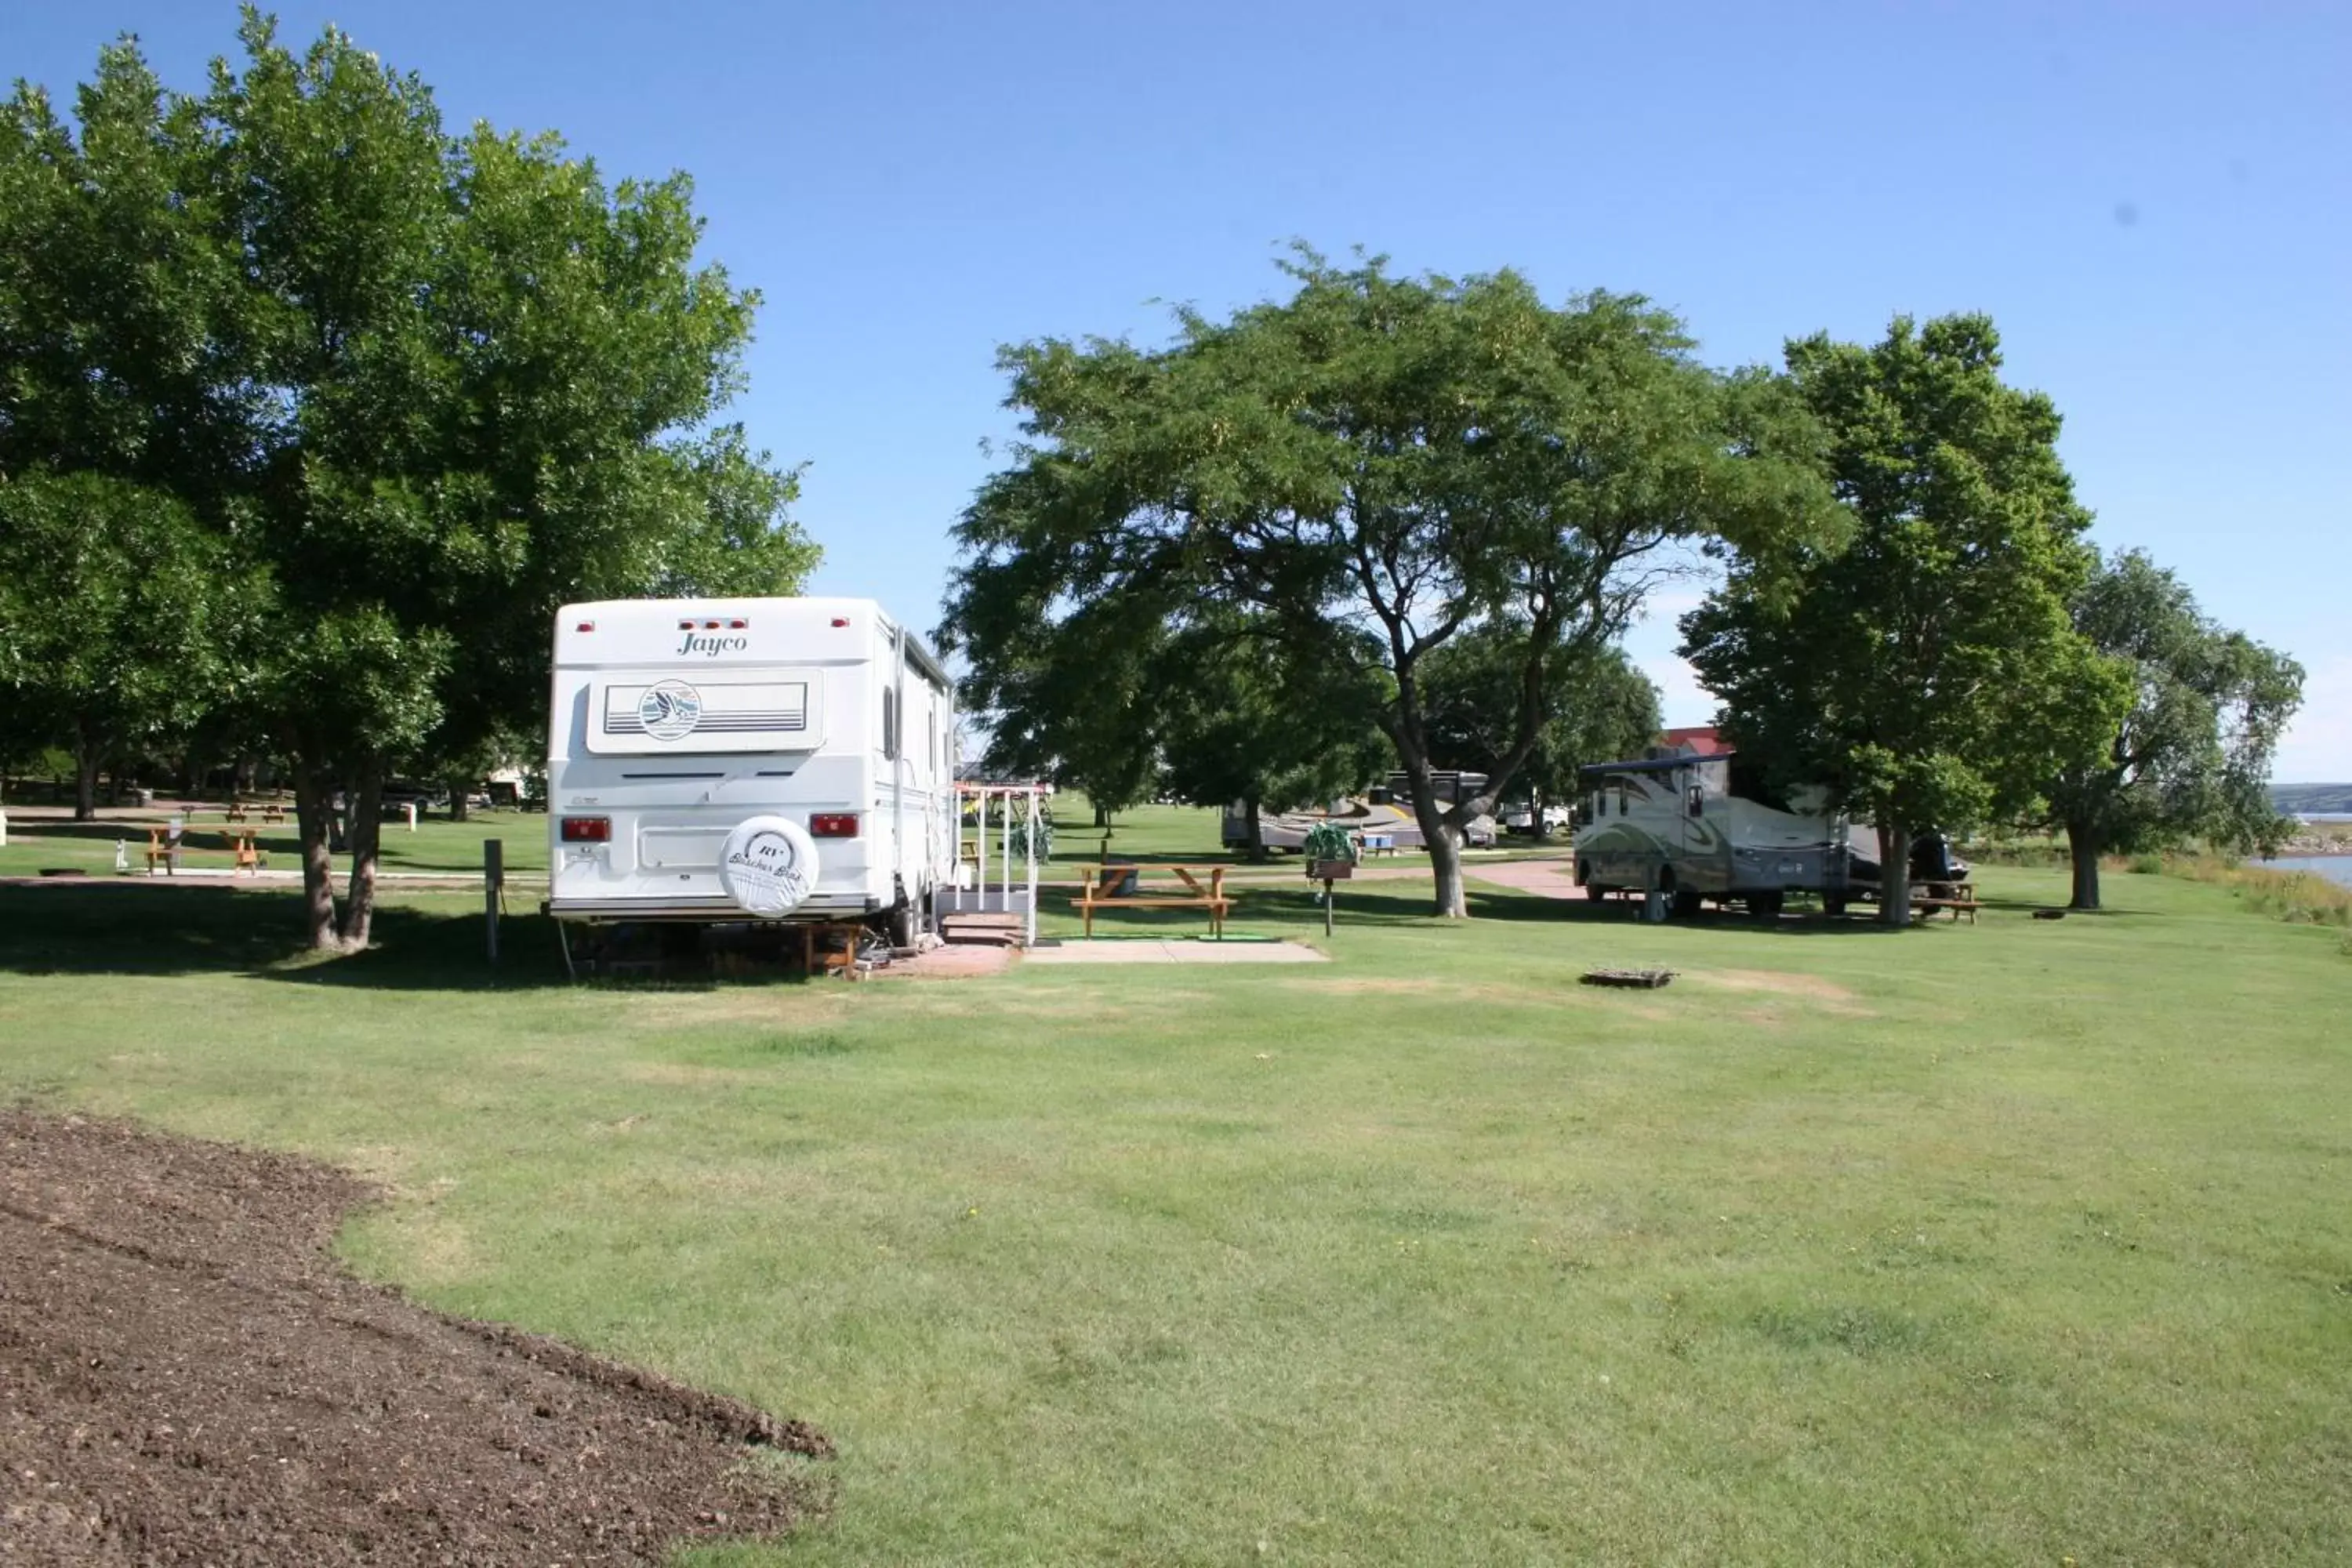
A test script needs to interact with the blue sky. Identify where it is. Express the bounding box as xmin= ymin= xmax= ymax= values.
xmin=9 ymin=2 xmax=2347 ymax=776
